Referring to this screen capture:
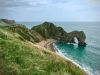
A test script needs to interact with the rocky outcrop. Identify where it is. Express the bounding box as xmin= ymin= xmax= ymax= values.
xmin=32 ymin=22 xmax=87 ymax=46
xmin=67 ymin=31 xmax=87 ymax=46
